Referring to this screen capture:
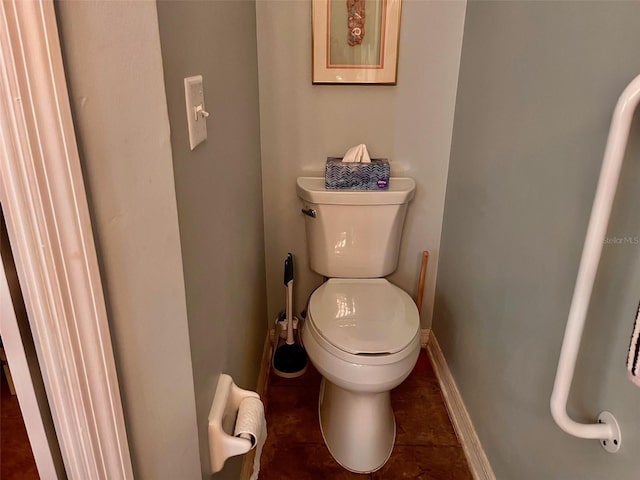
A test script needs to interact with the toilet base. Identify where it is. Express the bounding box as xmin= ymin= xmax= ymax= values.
xmin=318 ymin=378 xmax=396 ymax=473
